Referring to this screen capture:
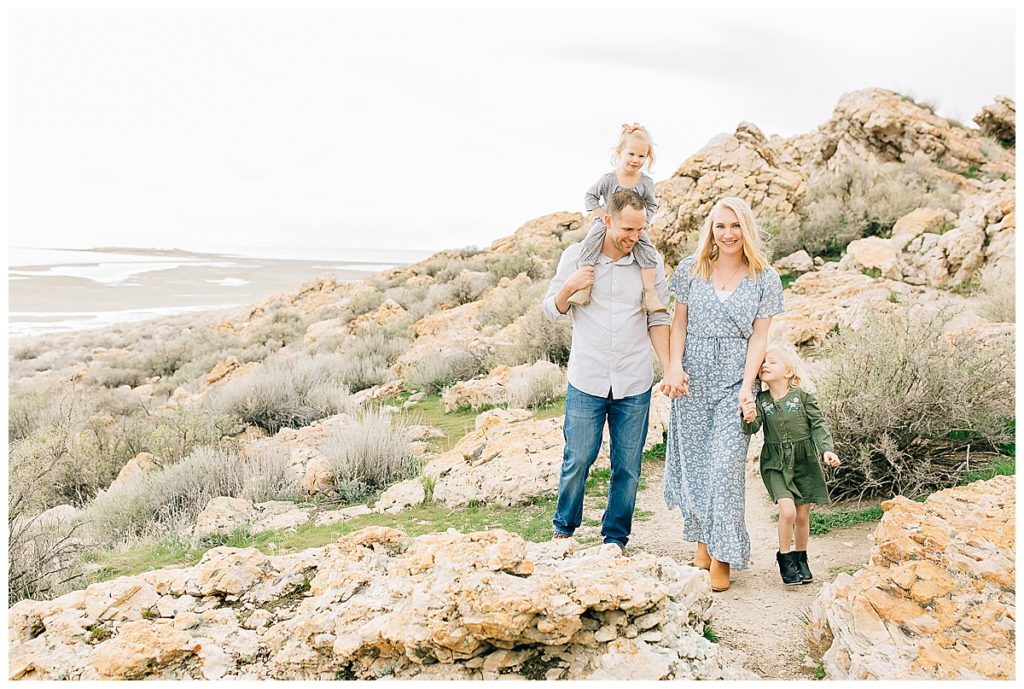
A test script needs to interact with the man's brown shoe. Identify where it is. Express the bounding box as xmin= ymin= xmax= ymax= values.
xmin=692 ymin=541 xmax=711 ymax=570
xmin=710 ymin=558 xmax=731 ymax=592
